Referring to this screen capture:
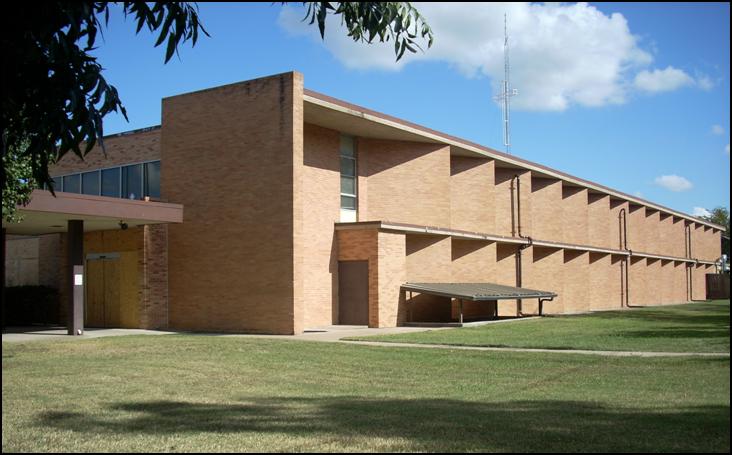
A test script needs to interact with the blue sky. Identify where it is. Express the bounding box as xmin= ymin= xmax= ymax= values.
xmin=93 ymin=2 xmax=730 ymax=216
